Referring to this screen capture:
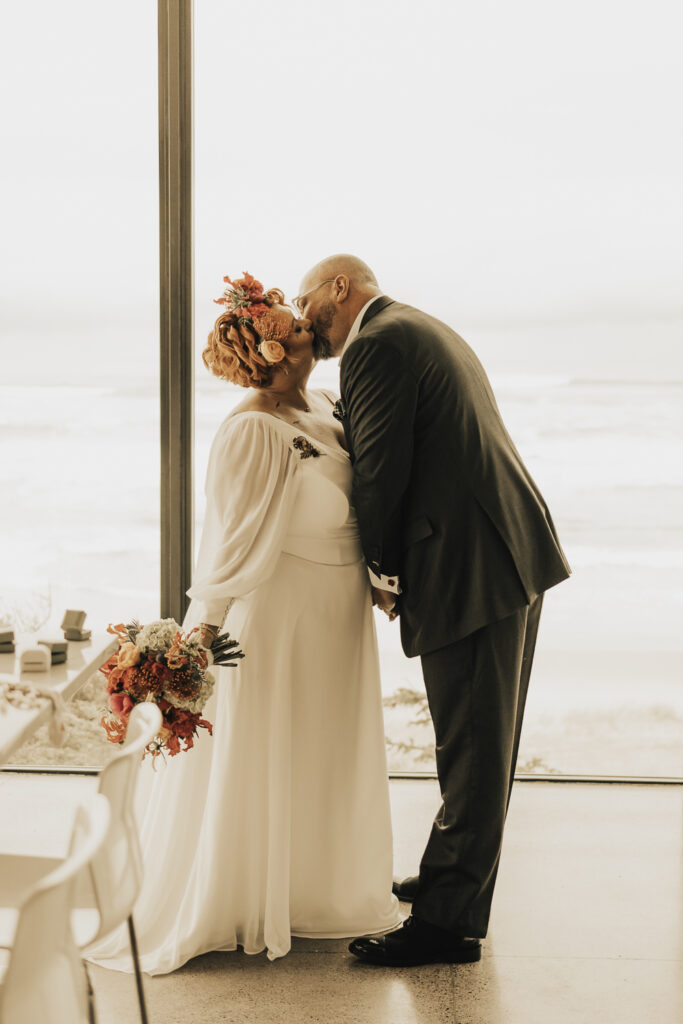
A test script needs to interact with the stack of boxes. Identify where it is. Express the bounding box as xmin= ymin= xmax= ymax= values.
xmin=0 ymin=629 xmax=15 ymax=654
xmin=37 ymin=638 xmax=68 ymax=665
xmin=4 ymin=609 xmax=92 ymax=672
